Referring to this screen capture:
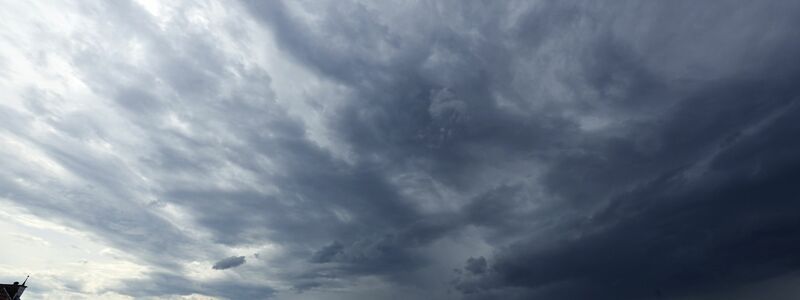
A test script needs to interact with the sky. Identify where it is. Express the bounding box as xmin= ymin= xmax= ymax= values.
xmin=2 ymin=0 xmax=800 ymax=299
